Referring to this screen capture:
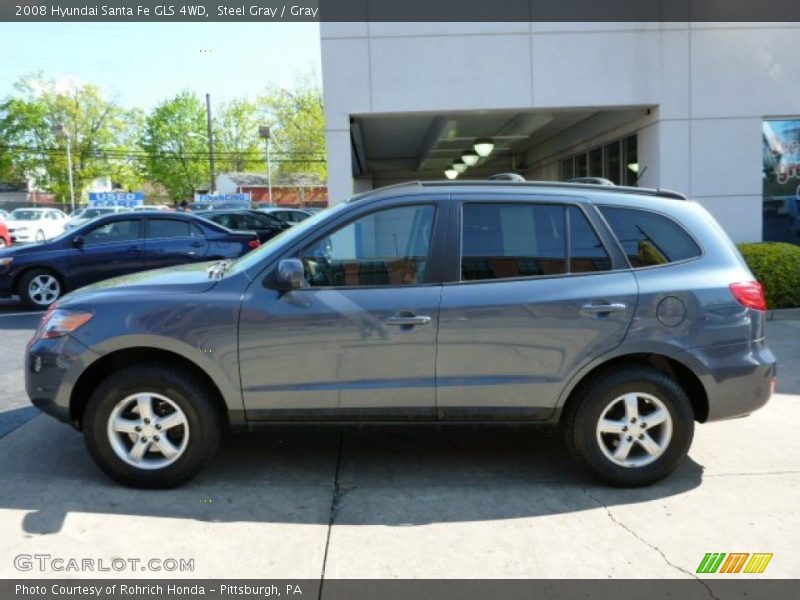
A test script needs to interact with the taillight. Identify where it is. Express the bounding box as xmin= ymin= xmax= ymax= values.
xmin=248 ymin=239 xmax=260 ymax=250
xmin=729 ymin=281 xmax=767 ymax=312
